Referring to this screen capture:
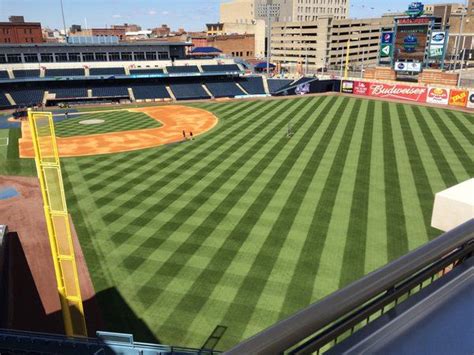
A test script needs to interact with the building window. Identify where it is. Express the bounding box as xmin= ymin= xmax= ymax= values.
xmin=134 ymin=52 xmax=146 ymax=60
xmin=24 ymin=54 xmax=39 ymax=63
xmin=68 ymin=53 xmax=81 ymax=62
xmin=7 ymin=54 xmax=22 ymax=63
xmin=157 ymin=51 xmax=169 ymax=60
xmin=95 ymin=52 xmax=107 ymax=61
xmin=82 ymin=52 xmax=95 ymax=61
xmin=145 ymin=52 xmax=157 ymax=60
xmin=54 ymin=53 xmax=69 ymax=62
xmin=109 ymin=52 xmax=120 ymax=61
xmin=121 ymin=52 xmax=133 ymax=61
xmin=40 ymin=53 xmax=54 ymax=62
